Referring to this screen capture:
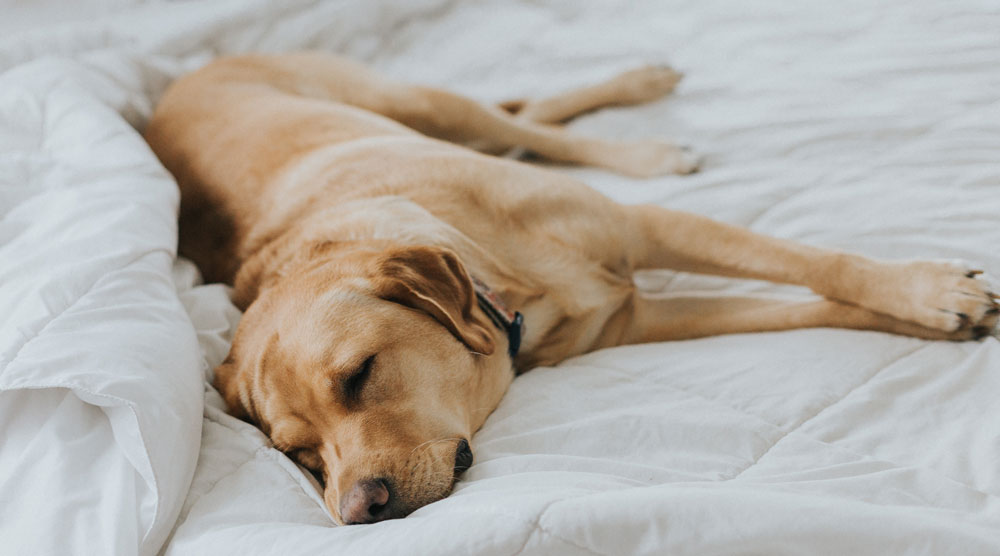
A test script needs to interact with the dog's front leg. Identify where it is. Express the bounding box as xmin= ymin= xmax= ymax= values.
xmin=618 ymin=294 xmax=978 ymax=344
xmin=625 ymin=205 xmax=998 ymax=337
